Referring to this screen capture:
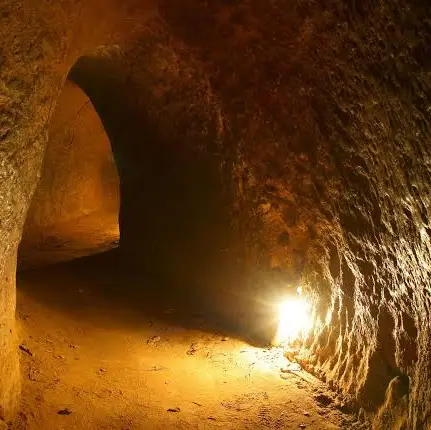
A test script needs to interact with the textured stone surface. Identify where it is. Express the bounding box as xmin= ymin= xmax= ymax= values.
xmin=156 ymin=2 xmax=431 ymax=427
xmin=0 ymin=0 xmax=430 ymax=427
xmin=0 ymin=0 xmax=131 ymax=419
